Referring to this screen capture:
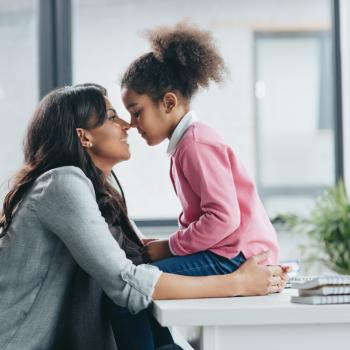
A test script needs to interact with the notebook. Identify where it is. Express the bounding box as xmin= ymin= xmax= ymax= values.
xmin=287 ymin=275 xmax=314 ymax=288
xmin=299 ymin=286 xmax=350 ymax=296
xmin=290 ymin=275 xmax=350 ymax=290
xmin=291 ymin=294 xmax=350 ymax=305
